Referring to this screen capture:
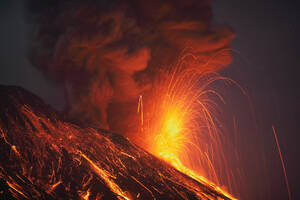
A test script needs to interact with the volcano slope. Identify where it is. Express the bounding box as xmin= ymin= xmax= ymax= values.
xmin=0 ymin=85 xmax=233 ymax=200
